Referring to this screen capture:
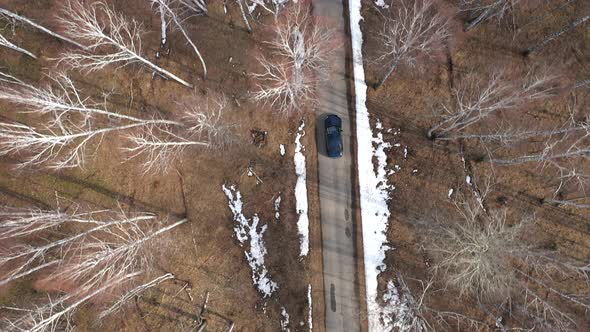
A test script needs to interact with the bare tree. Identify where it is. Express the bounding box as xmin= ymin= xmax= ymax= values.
xmin=574 ymin=79 xmax=589 ymax=89
xmin=525 ymin=15 xmax=589 ymax=56
xmin=543 ymin=197 xmax=590 ymax=209
xmin=418 ymin=190 xmax=590 ymax=330
xmin=436 ymin=90 xmax=590 ymax=212
xmin=0 ymin=201 xmax=186 ymax=331
xmin=372 ymin=0 xmax=449 ymax=90
xmin=0 ymin=120 xmax=171 ymax=169
xmin=0 ymin=208 xmax=156 ymax=287
xmin=179 ymin=0 xmax=208 ymax=15
xmin=252 ymin=2 xmax=334 ymax=115
xmin=0 ymin=204 xmax=107 ymax=241
xmin=0 ymin=71 xmax=161 ymax=124
xmin=124 ymin=94 xmax=238 ymax=173
xmin=57 ymin=0 xmax=193 ymax=88
xmin=97 ymin=273 xmax=175 ymax=320
xmin=0 ymin=71 xmax=236 ymax=171
xmin=0 ymin=7 xmax=87 ymax=50
xmin=152 ymin=0 xmax=172 ymax=48
xmin=489 ymin=130 xmax=589 ymax=166
xmin=233 ymin=0 xmax=280 ymax=33
xmin=2 ymin=272 xmax=141 ymax=332
xmin=181 ymin=94 xmax=238 ymax=149
xmin=460 ymin=0 xmax=522 ymax=31
xmin=382 ymin=274 xmax=492 ymax=331
xmin=487 ymin=119 xmax=590 ymax=209
xmin=0 ymin=72 xmax=158 ymax=168
xmin=123 ymin=123 xmax=208 ymax=174
xmin=48 ymin=218 xmax=186 ymax=296
xmin=150 ymin=0 xmax=207 ymax=79
xmin=427 ymin=70 xmax=556 ymax=139
xmin=235 ymin=0 xmax=253 ymax=33
xmin=0 ymin=33 xmax=36 ymax=59
xmin=428 ymin=200 xmax=527 ymax=300
xmin=438 ymin=118 xmax=589 ymax=145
